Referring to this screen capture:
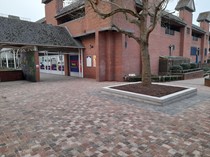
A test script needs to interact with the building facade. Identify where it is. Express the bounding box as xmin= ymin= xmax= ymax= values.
xmin=42 ymin=0 xmax=210 ymax=81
